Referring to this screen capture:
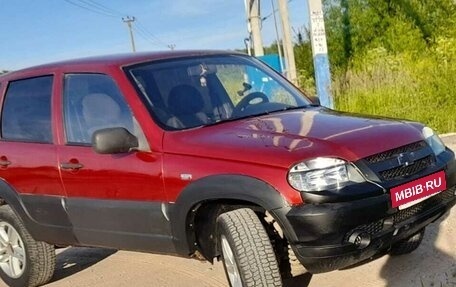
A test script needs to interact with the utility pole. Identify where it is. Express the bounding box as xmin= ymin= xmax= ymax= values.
xmin=307 ymin=0 xmax=333 ymax=108
xmin=167 ymin=44 xmax=176 ymax=50
xmin=122 ymin=16 xmax=136 ymax=53
xmin=277 ymin=0 xmax=298 ymax=85
xmin=270 ymin=0 xmax=285 ymax=73
xmin=245 ymin=0 xmax=264 ymax=56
